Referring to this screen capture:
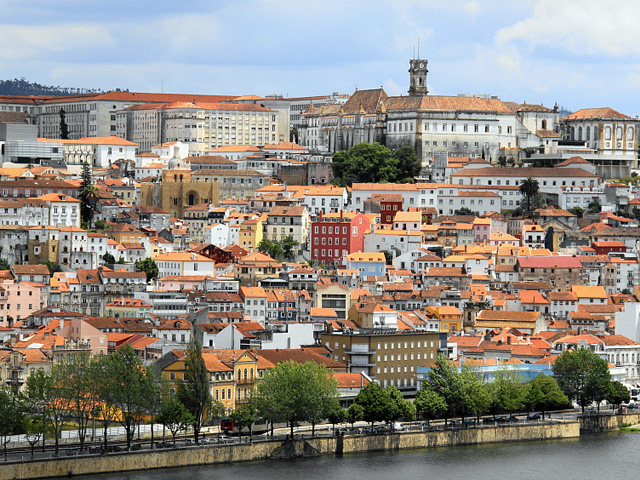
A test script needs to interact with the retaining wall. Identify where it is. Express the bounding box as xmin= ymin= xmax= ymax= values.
xmin=0 ymin=422 xmax=580 ymax=480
